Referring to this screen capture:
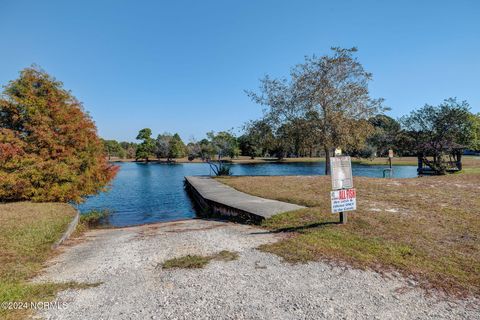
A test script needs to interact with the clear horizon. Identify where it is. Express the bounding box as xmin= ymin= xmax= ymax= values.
xmin=1 ymin=0 xmax=479 ymax=142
